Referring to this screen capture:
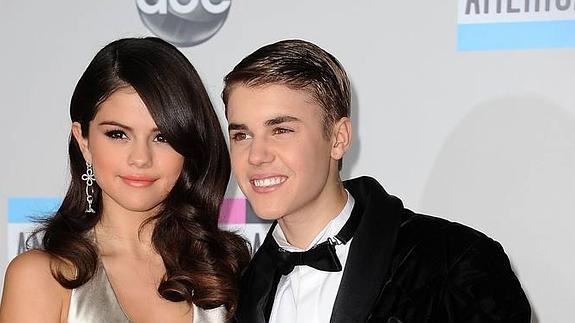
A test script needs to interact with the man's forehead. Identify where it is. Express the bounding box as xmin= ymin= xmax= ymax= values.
xmin=226 ymin=84 xmax=320 ymax=124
